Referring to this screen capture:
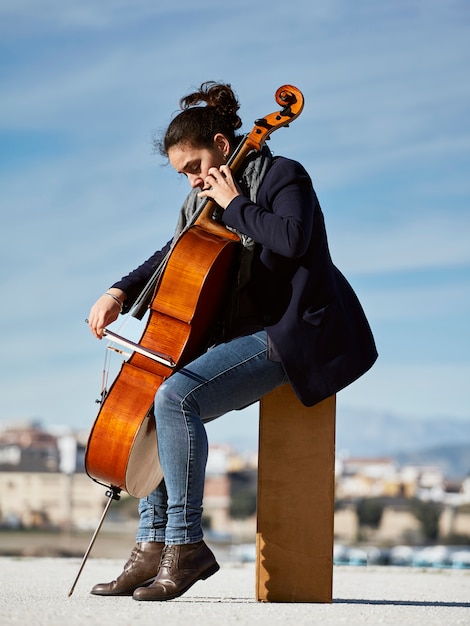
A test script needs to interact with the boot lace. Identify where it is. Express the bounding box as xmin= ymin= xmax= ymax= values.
xmin=160 ymin=545 xmax=177 ymax=569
